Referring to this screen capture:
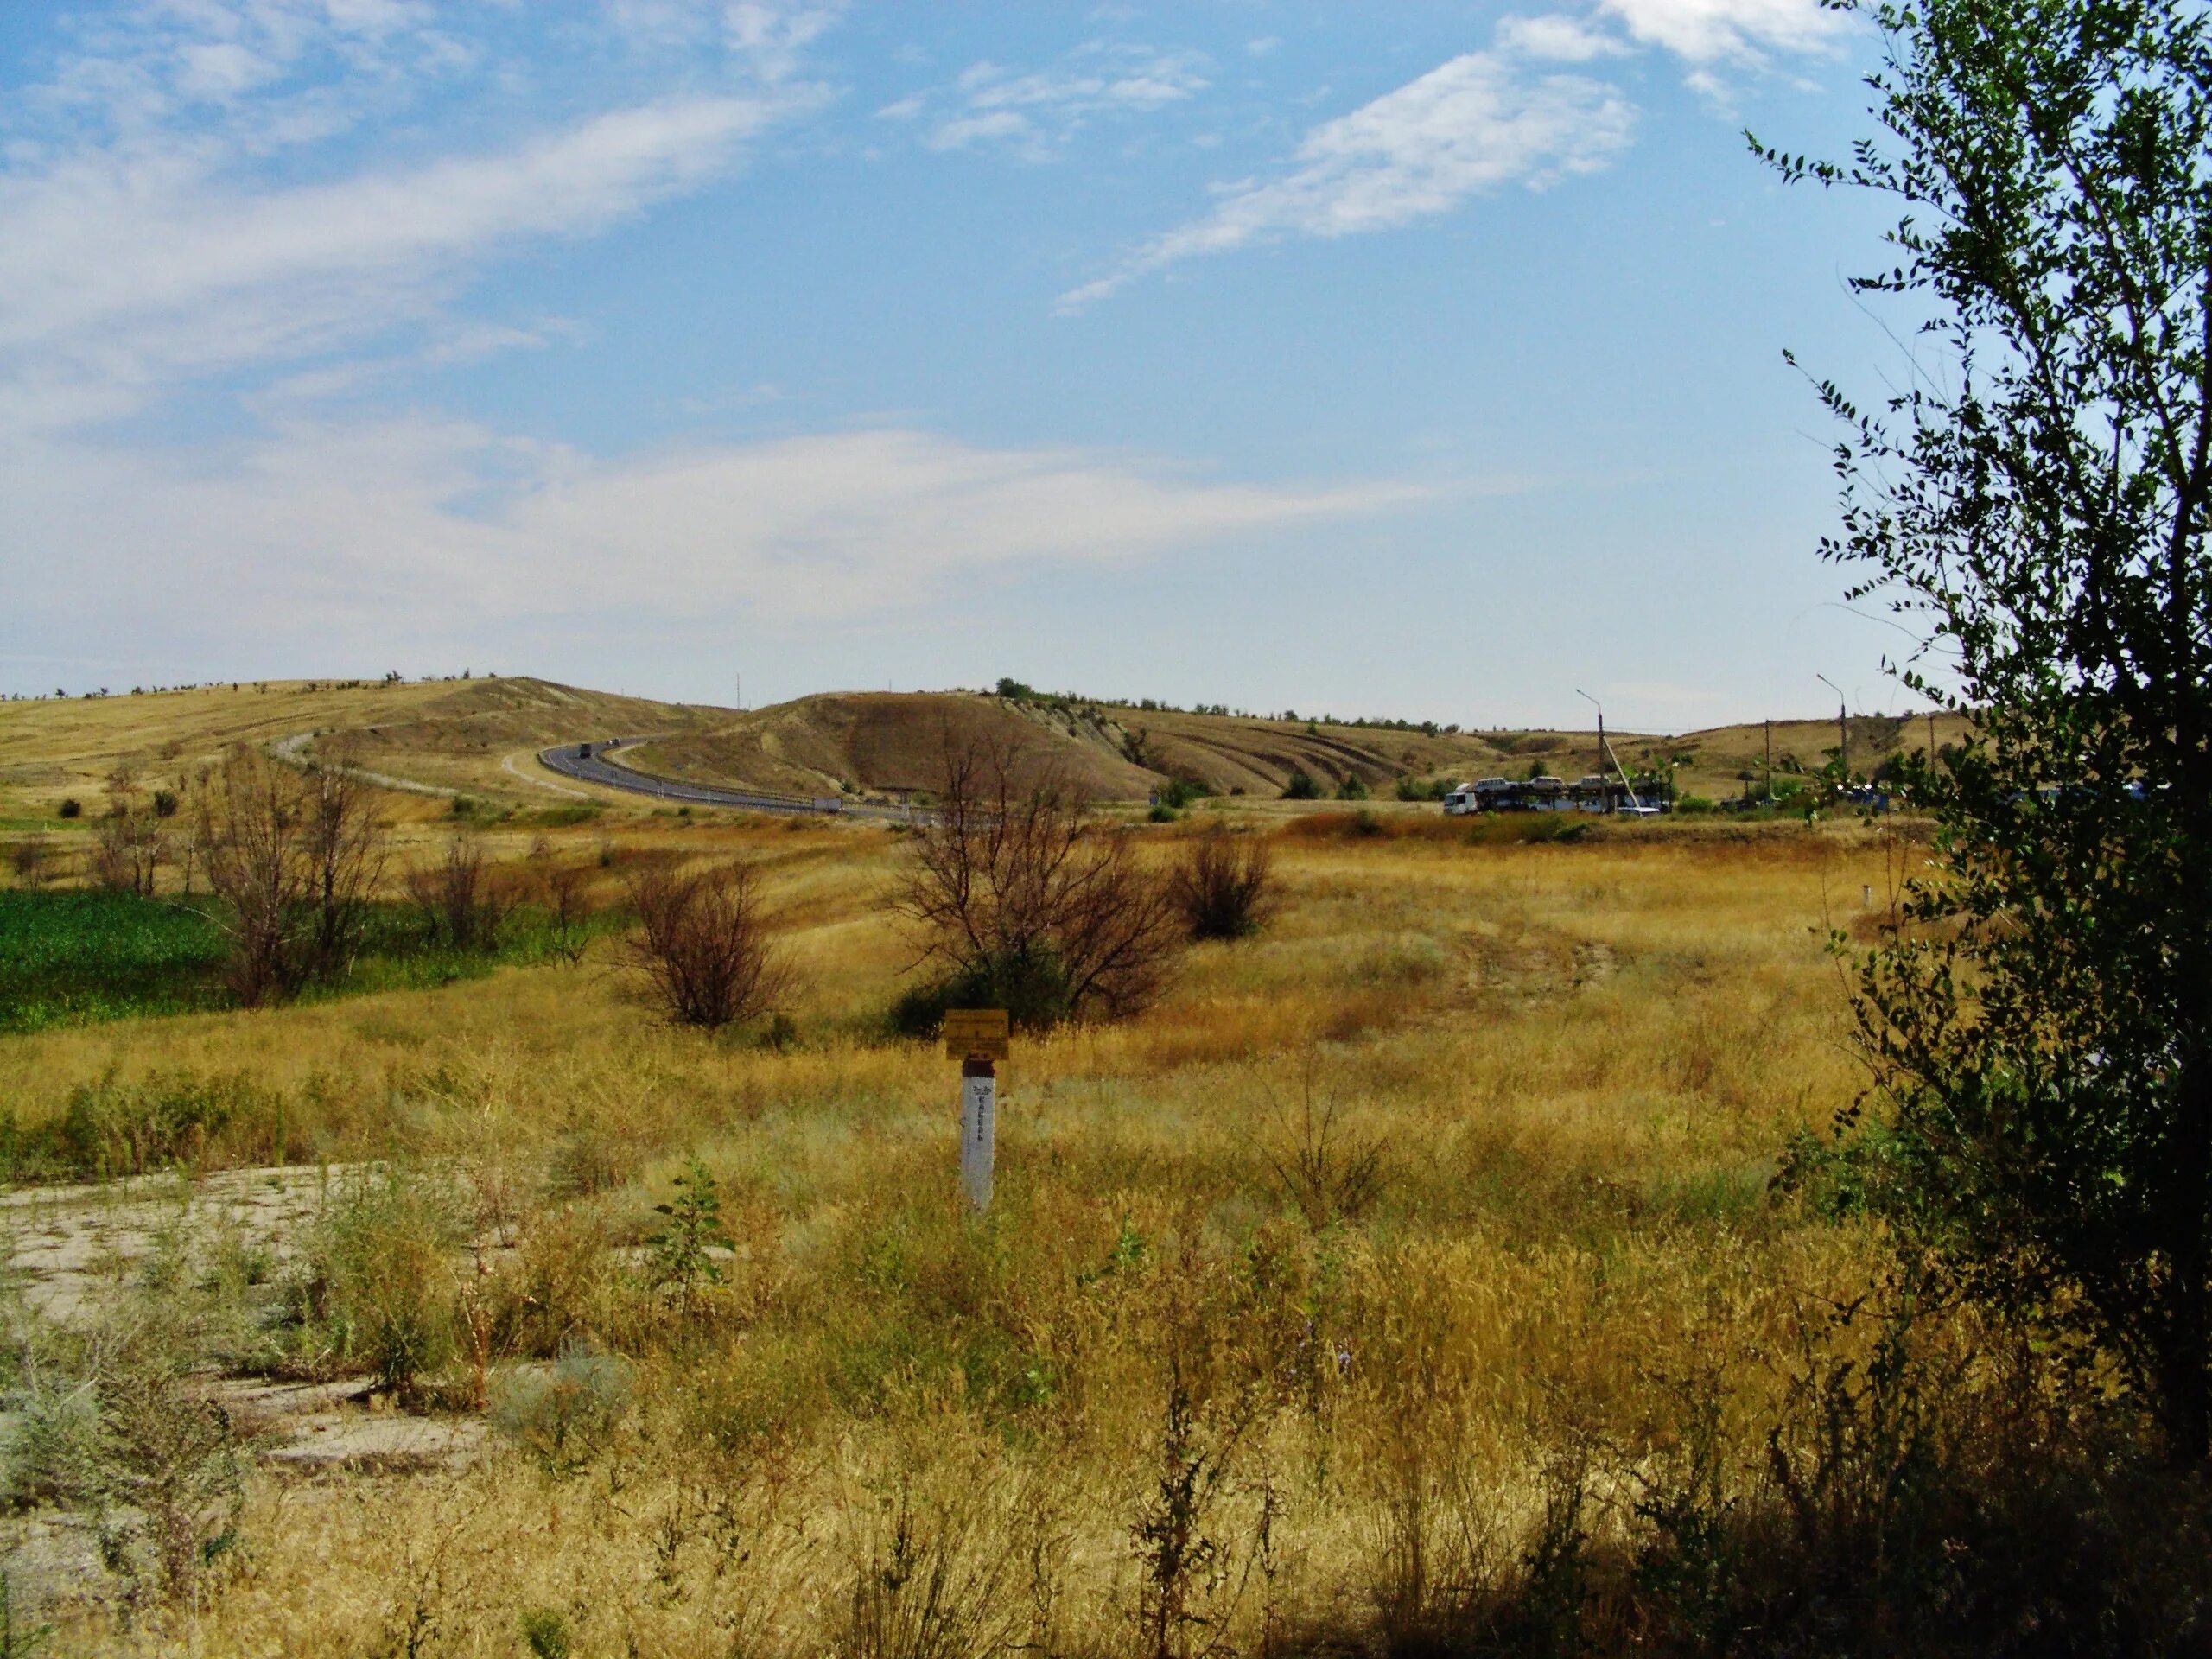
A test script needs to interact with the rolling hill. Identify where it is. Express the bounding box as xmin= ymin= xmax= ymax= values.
xmin=0 ymin=676 xmax=722 ymax=817
xmin=0 ymin=675 xmax=1976 ymax=819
